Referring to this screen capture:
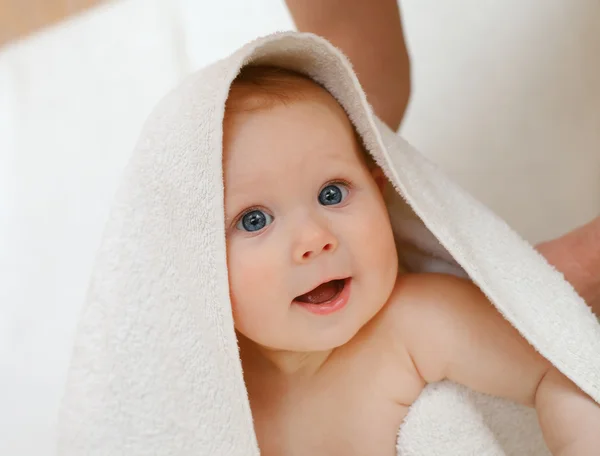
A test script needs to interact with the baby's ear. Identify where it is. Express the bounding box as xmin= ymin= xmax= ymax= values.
xmin=370 ymin=165 xmax=387 ymax=193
